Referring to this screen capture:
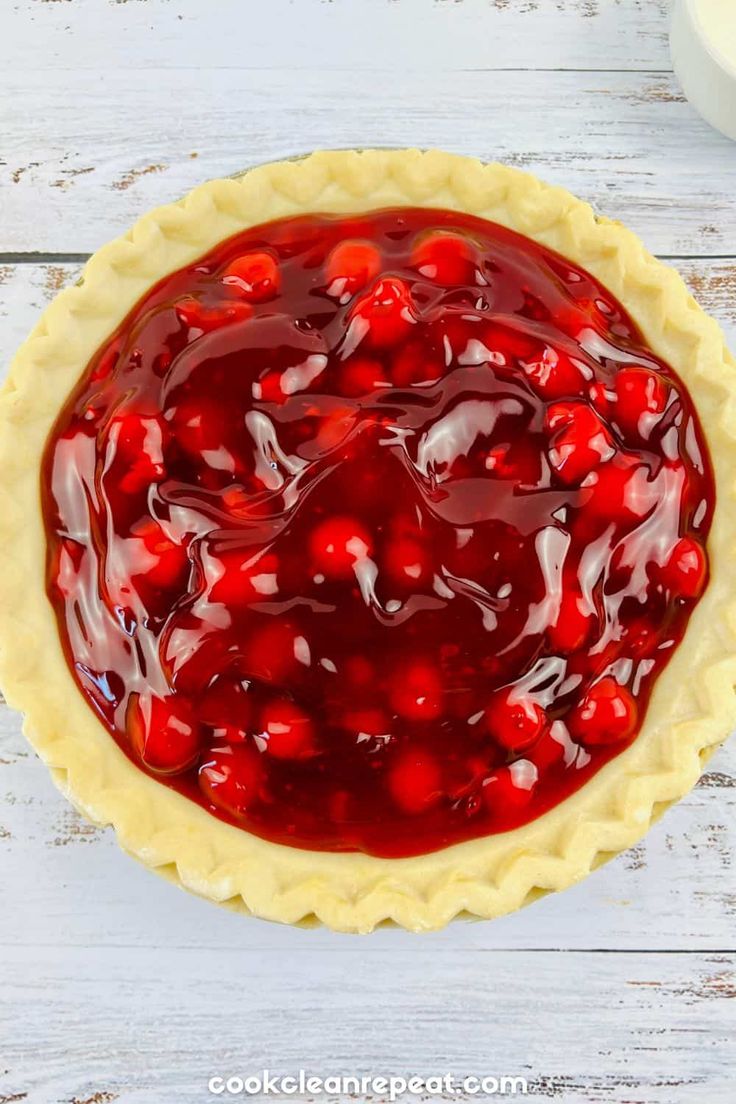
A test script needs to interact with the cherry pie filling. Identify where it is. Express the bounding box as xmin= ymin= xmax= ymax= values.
xmin=43 ymin=208 xmax=714 ymax=857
